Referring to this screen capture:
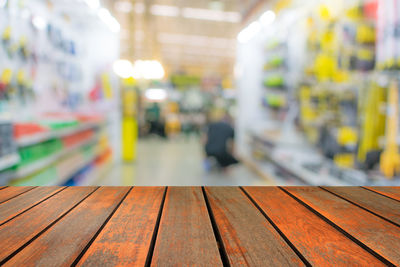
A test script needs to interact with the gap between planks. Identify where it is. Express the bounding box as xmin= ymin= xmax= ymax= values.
xmin=0 ymin=187 xmax=100 ymax=265
xmin=279 ymin=187 xmax=395 ymax=266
